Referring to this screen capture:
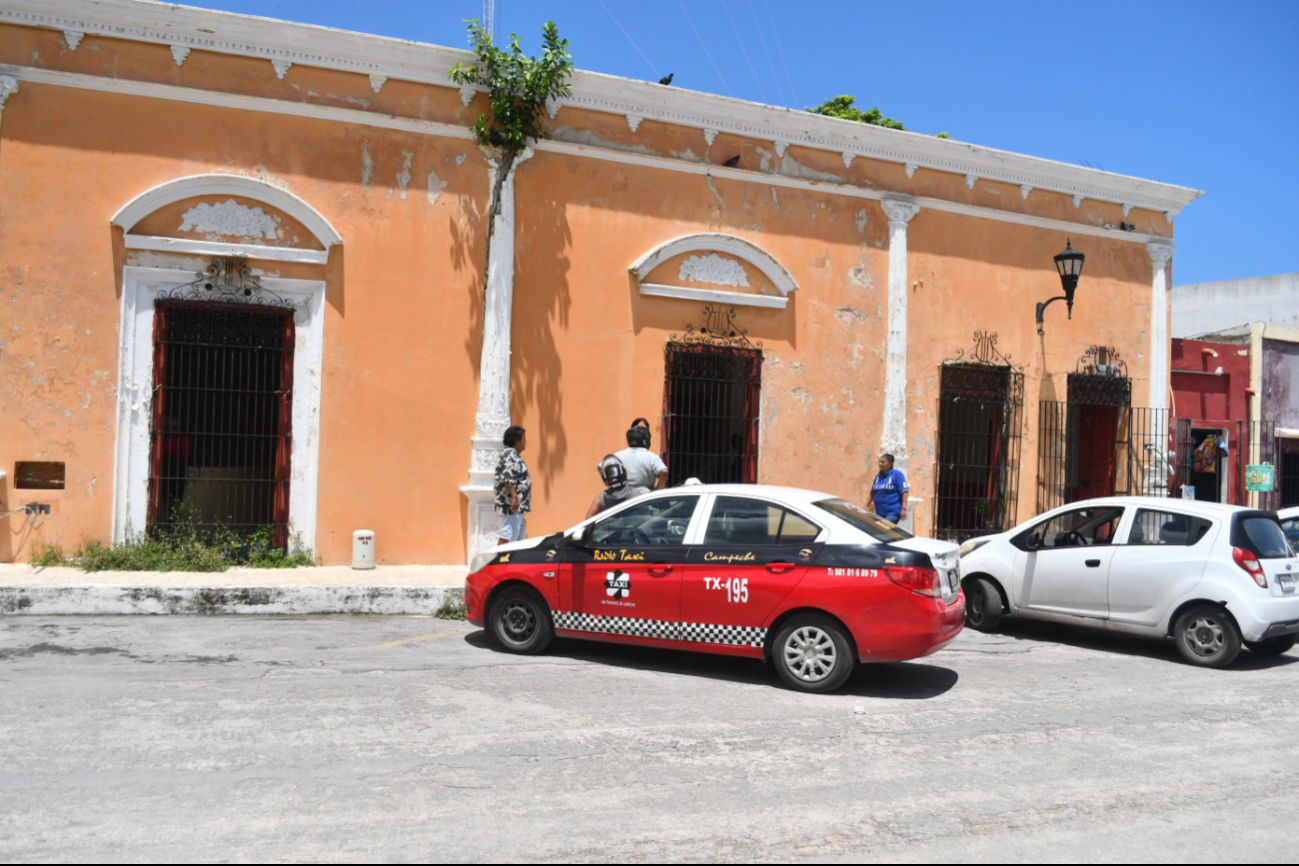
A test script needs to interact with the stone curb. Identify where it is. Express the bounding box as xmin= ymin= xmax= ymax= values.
xmin=0 ymin=585 xmax=465 ymax=616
